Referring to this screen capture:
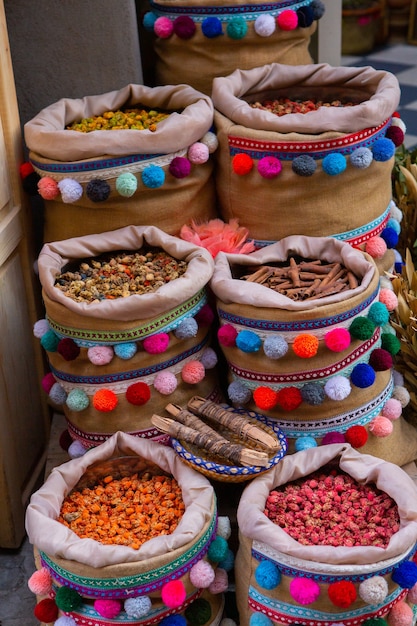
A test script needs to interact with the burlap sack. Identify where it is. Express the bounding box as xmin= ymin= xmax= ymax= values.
xmin=212 ymin=63 xmax=401 ymax=247
xmin=209 ymin=236 xmax=417 ymax=466
xmin=24 ymin=83 xmax=217 ymax=241
xmin=26 ymin=431 xmax=225 ymax=625
xmin=144 ymin=0 xmax=319 ymax=95
xmin=37 ymin=225 xmax=223 ymax=446
xmin=235 ymin=443 xmax=417 ymax=626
